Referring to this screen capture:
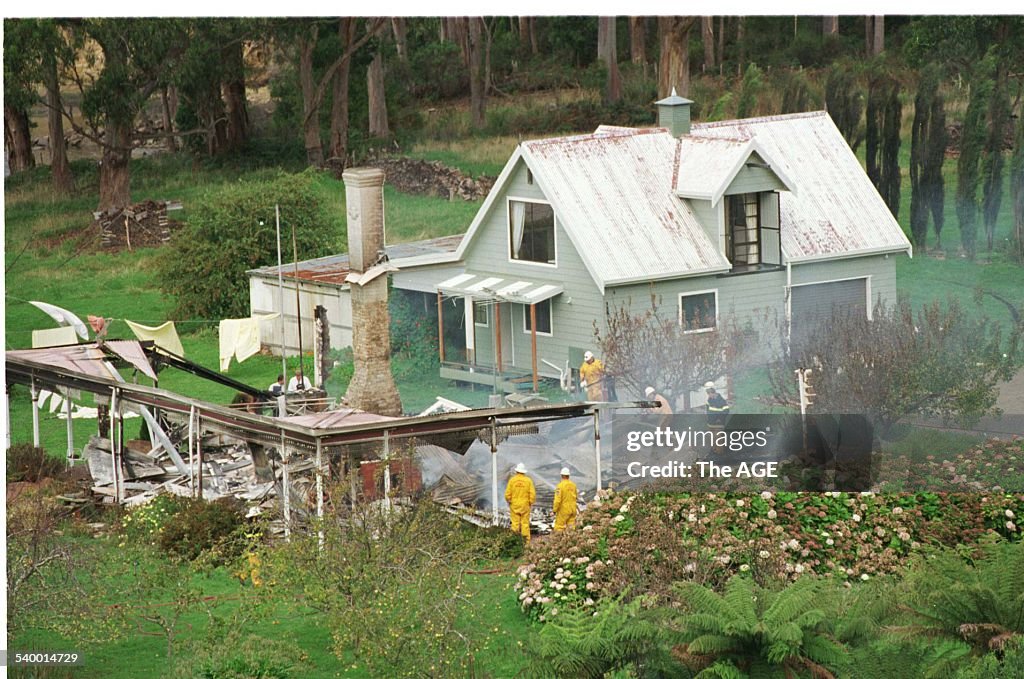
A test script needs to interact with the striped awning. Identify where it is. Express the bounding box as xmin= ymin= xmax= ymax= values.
xmin=437 ymin=272 xmax=563 ymax=304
